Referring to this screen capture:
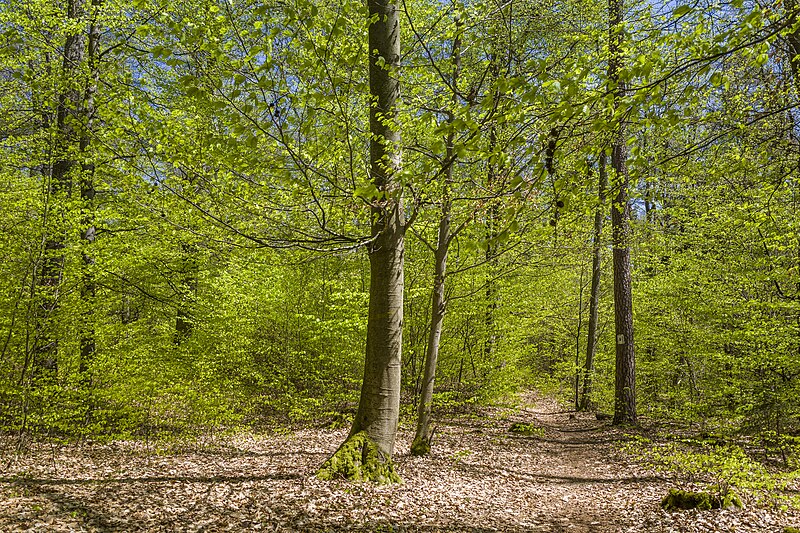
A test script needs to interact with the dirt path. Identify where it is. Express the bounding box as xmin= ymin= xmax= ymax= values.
xmin=1 ymin=393 xmax=798 ymax=531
